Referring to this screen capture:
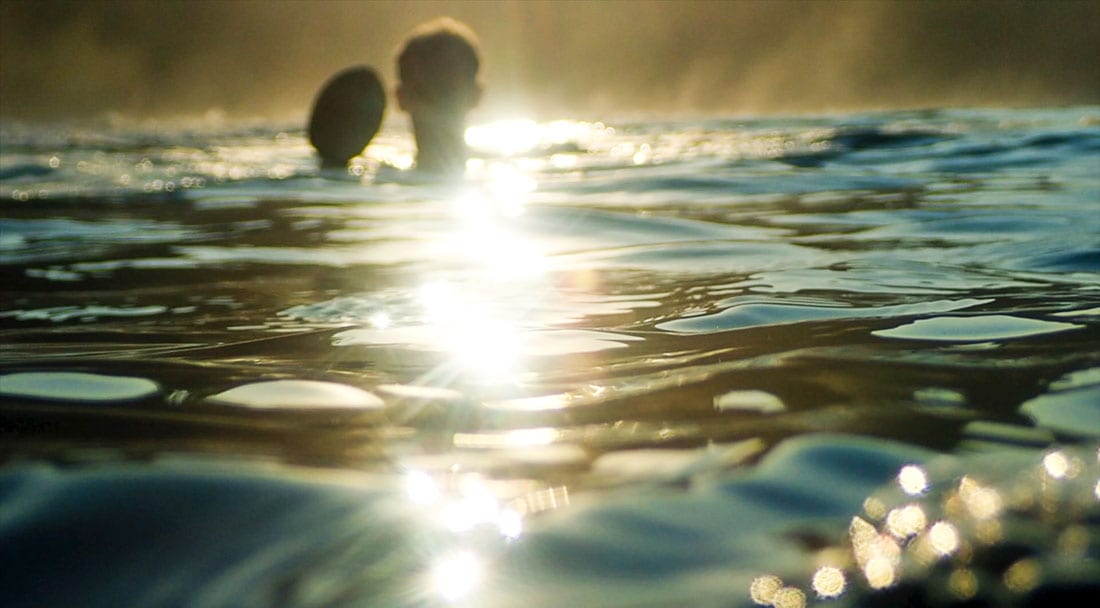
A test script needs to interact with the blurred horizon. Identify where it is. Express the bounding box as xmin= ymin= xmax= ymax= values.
xmin=2 ymin=0 xmax=1099 ymax=126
